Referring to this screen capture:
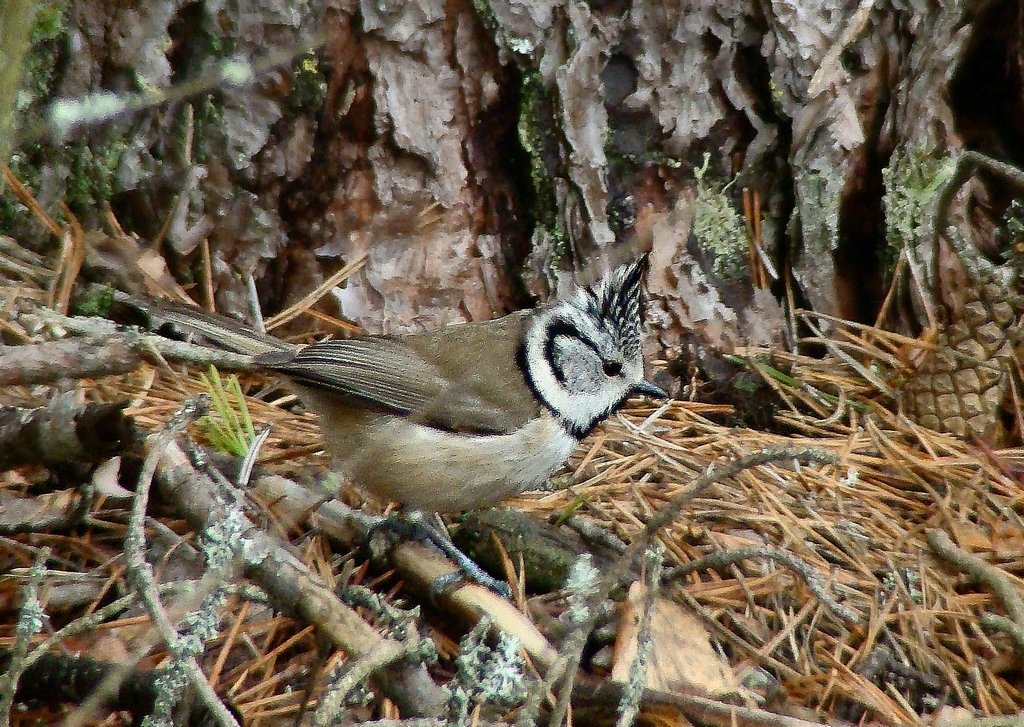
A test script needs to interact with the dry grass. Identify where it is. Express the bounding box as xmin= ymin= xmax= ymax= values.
xmin=2 ymin=196 xmax=1024 ymax=725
